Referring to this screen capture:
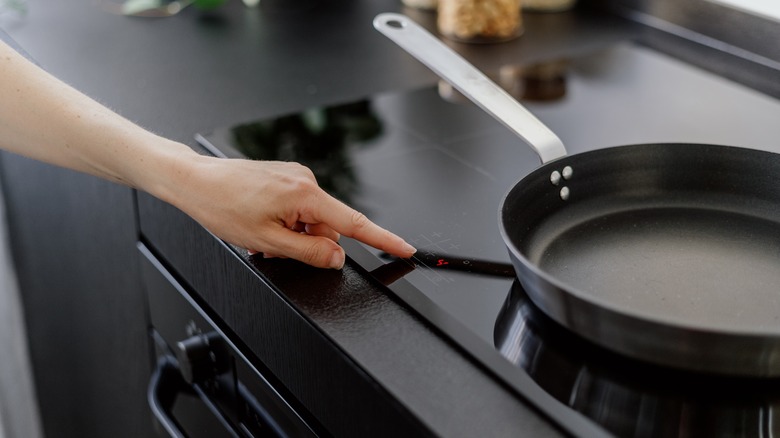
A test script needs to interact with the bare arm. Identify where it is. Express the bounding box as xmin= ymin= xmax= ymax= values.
xmin=0 ymin=41 xmax=415 ymax=269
